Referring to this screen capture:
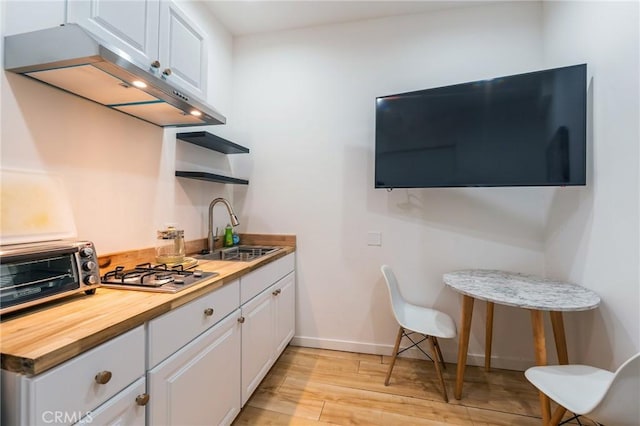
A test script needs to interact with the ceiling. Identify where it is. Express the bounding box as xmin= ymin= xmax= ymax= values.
xmin=203 ymin=1 xmax=489 ymax=36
